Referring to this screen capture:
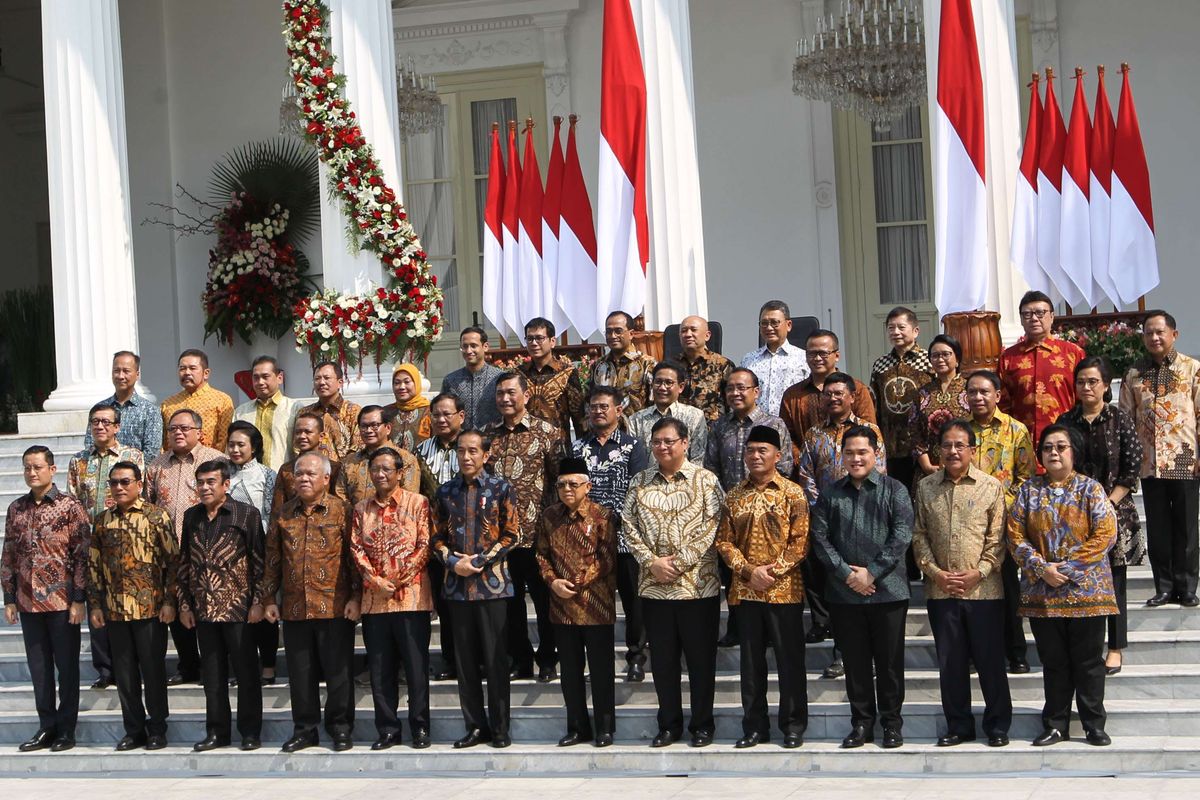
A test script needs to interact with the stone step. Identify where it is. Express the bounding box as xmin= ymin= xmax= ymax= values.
xmin=3 ymin=736 xmax=1197 ymax=776
xmin=0 ymin=698 xmax=1192 ymax=745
